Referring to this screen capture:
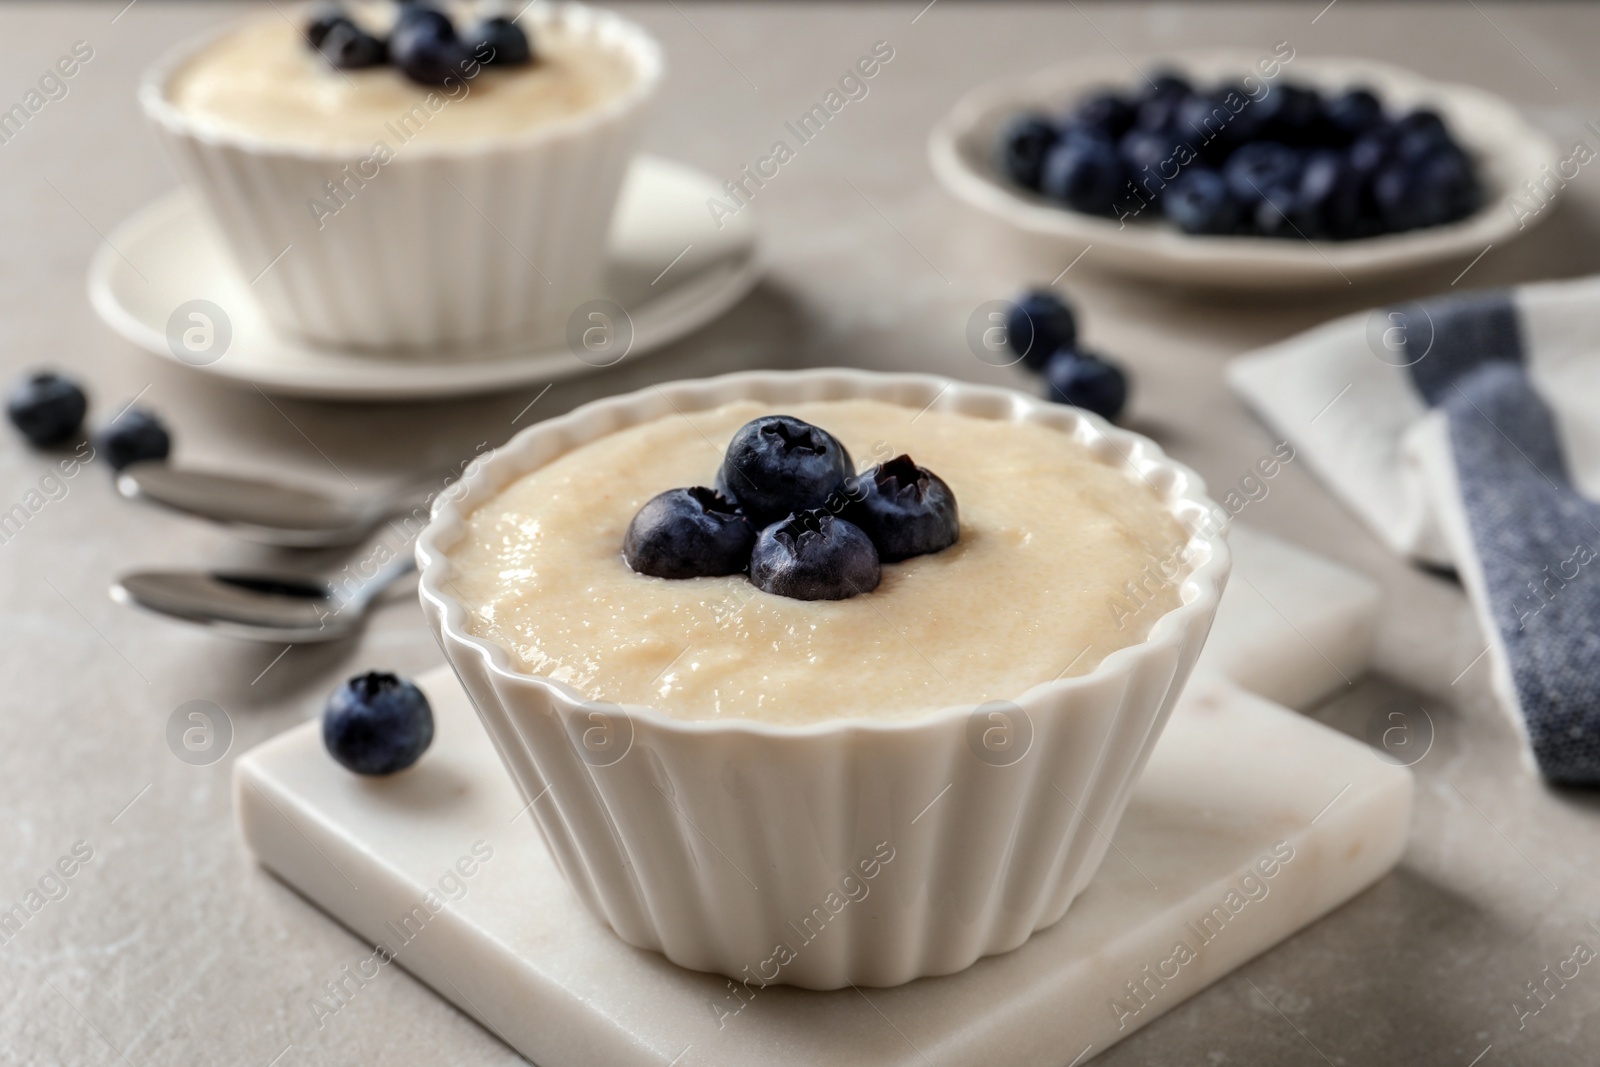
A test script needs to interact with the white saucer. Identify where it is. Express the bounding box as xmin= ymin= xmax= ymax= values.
xmin=88 ymin=155 xmax=760 ymax=400
xmin=929 ymin=52 xmax=1558 ymax=290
